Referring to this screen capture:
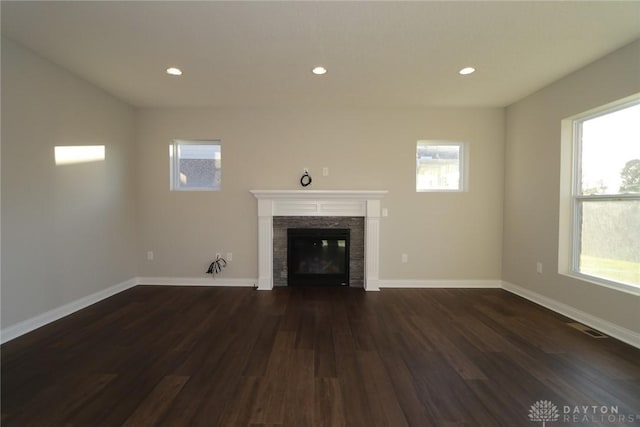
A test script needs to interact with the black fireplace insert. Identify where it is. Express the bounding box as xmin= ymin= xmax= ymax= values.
xmin=287 ymin=228 xmax=350 ymax=286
